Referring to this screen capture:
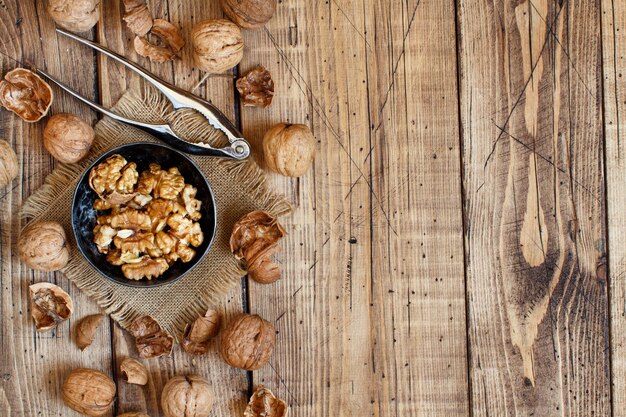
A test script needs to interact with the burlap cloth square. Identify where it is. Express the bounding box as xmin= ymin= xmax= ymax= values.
xmin=20 ymin=88 xmax=291 ymax=339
